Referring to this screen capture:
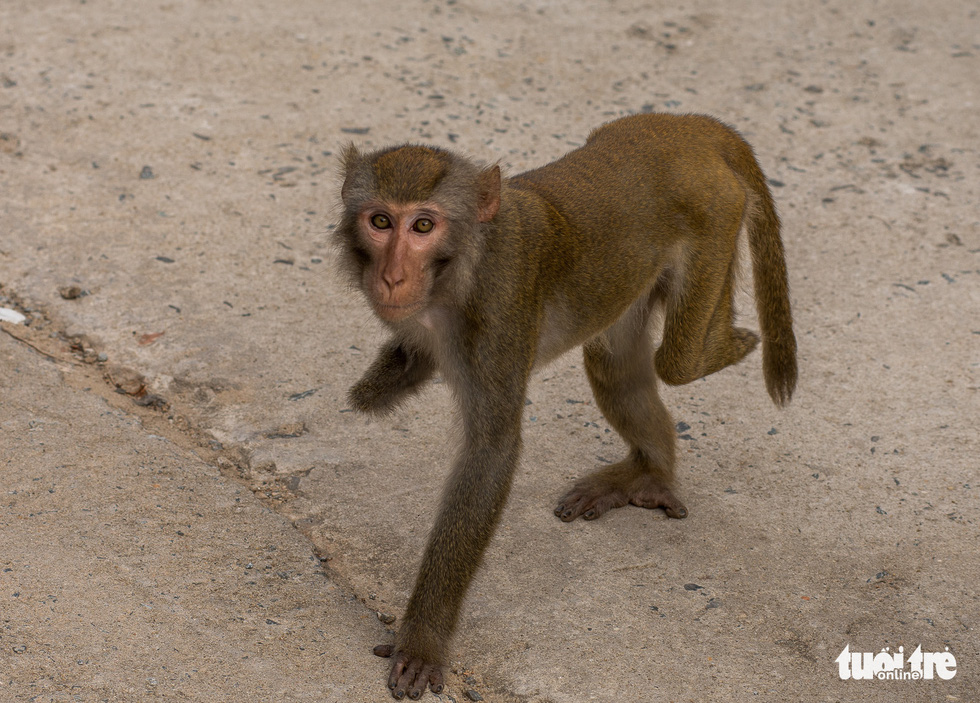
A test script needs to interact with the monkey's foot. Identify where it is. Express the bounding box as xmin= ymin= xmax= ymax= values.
xmin=373 ymin=644 xmax=445 ymax=700
xmin=554 ymin=465 xmax=688 ymax=522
